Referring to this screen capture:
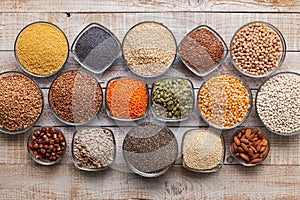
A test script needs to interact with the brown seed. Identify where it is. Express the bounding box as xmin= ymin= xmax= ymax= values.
xmin=259 ymin=146 xmax=266 ymax=153
xmin=251 ymin=137 xmax=259 ymax=141
xmin=250 ymin=145 xmax=257 ymax=153
xmin=240 ymin=138 xmax=249 ymax=144
xmin=252 ymin=153 xmax=260 ymax=159
xmin=256 ymin=141 xmax=262 ymax=152
xmin=234 ymin=136 xmax=240 ymax=146
xmin=231 ymin=143 xmax=237 ymax=153
xmin=235 ymin=153 xmax=240 ymax=157
xmin=258 ymin=131 xmax=263 ymax=139
xmin=250 ymin=158 xmax=261 ymax=164
xmin=237 ymin=147 xmax=245 ymax=153
xmin=240 ymin=153 xmax=250 ymax=162
xmin=237 ymin=132 xmax=242 ymax=139
xmin=261 ymin=138 xmax=268 ymax=146
xmin=248 ymin=148 xmax=254 ymax=157
xmin=248 ymin=134 xmax=256 ymax=141
xmin=245 ymin=129 xmax=251 ymax=138
xmin=260 ymin=147 xmax=269 ymax=158
xmin=241 ymin=143 xmax=248 ymax=152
